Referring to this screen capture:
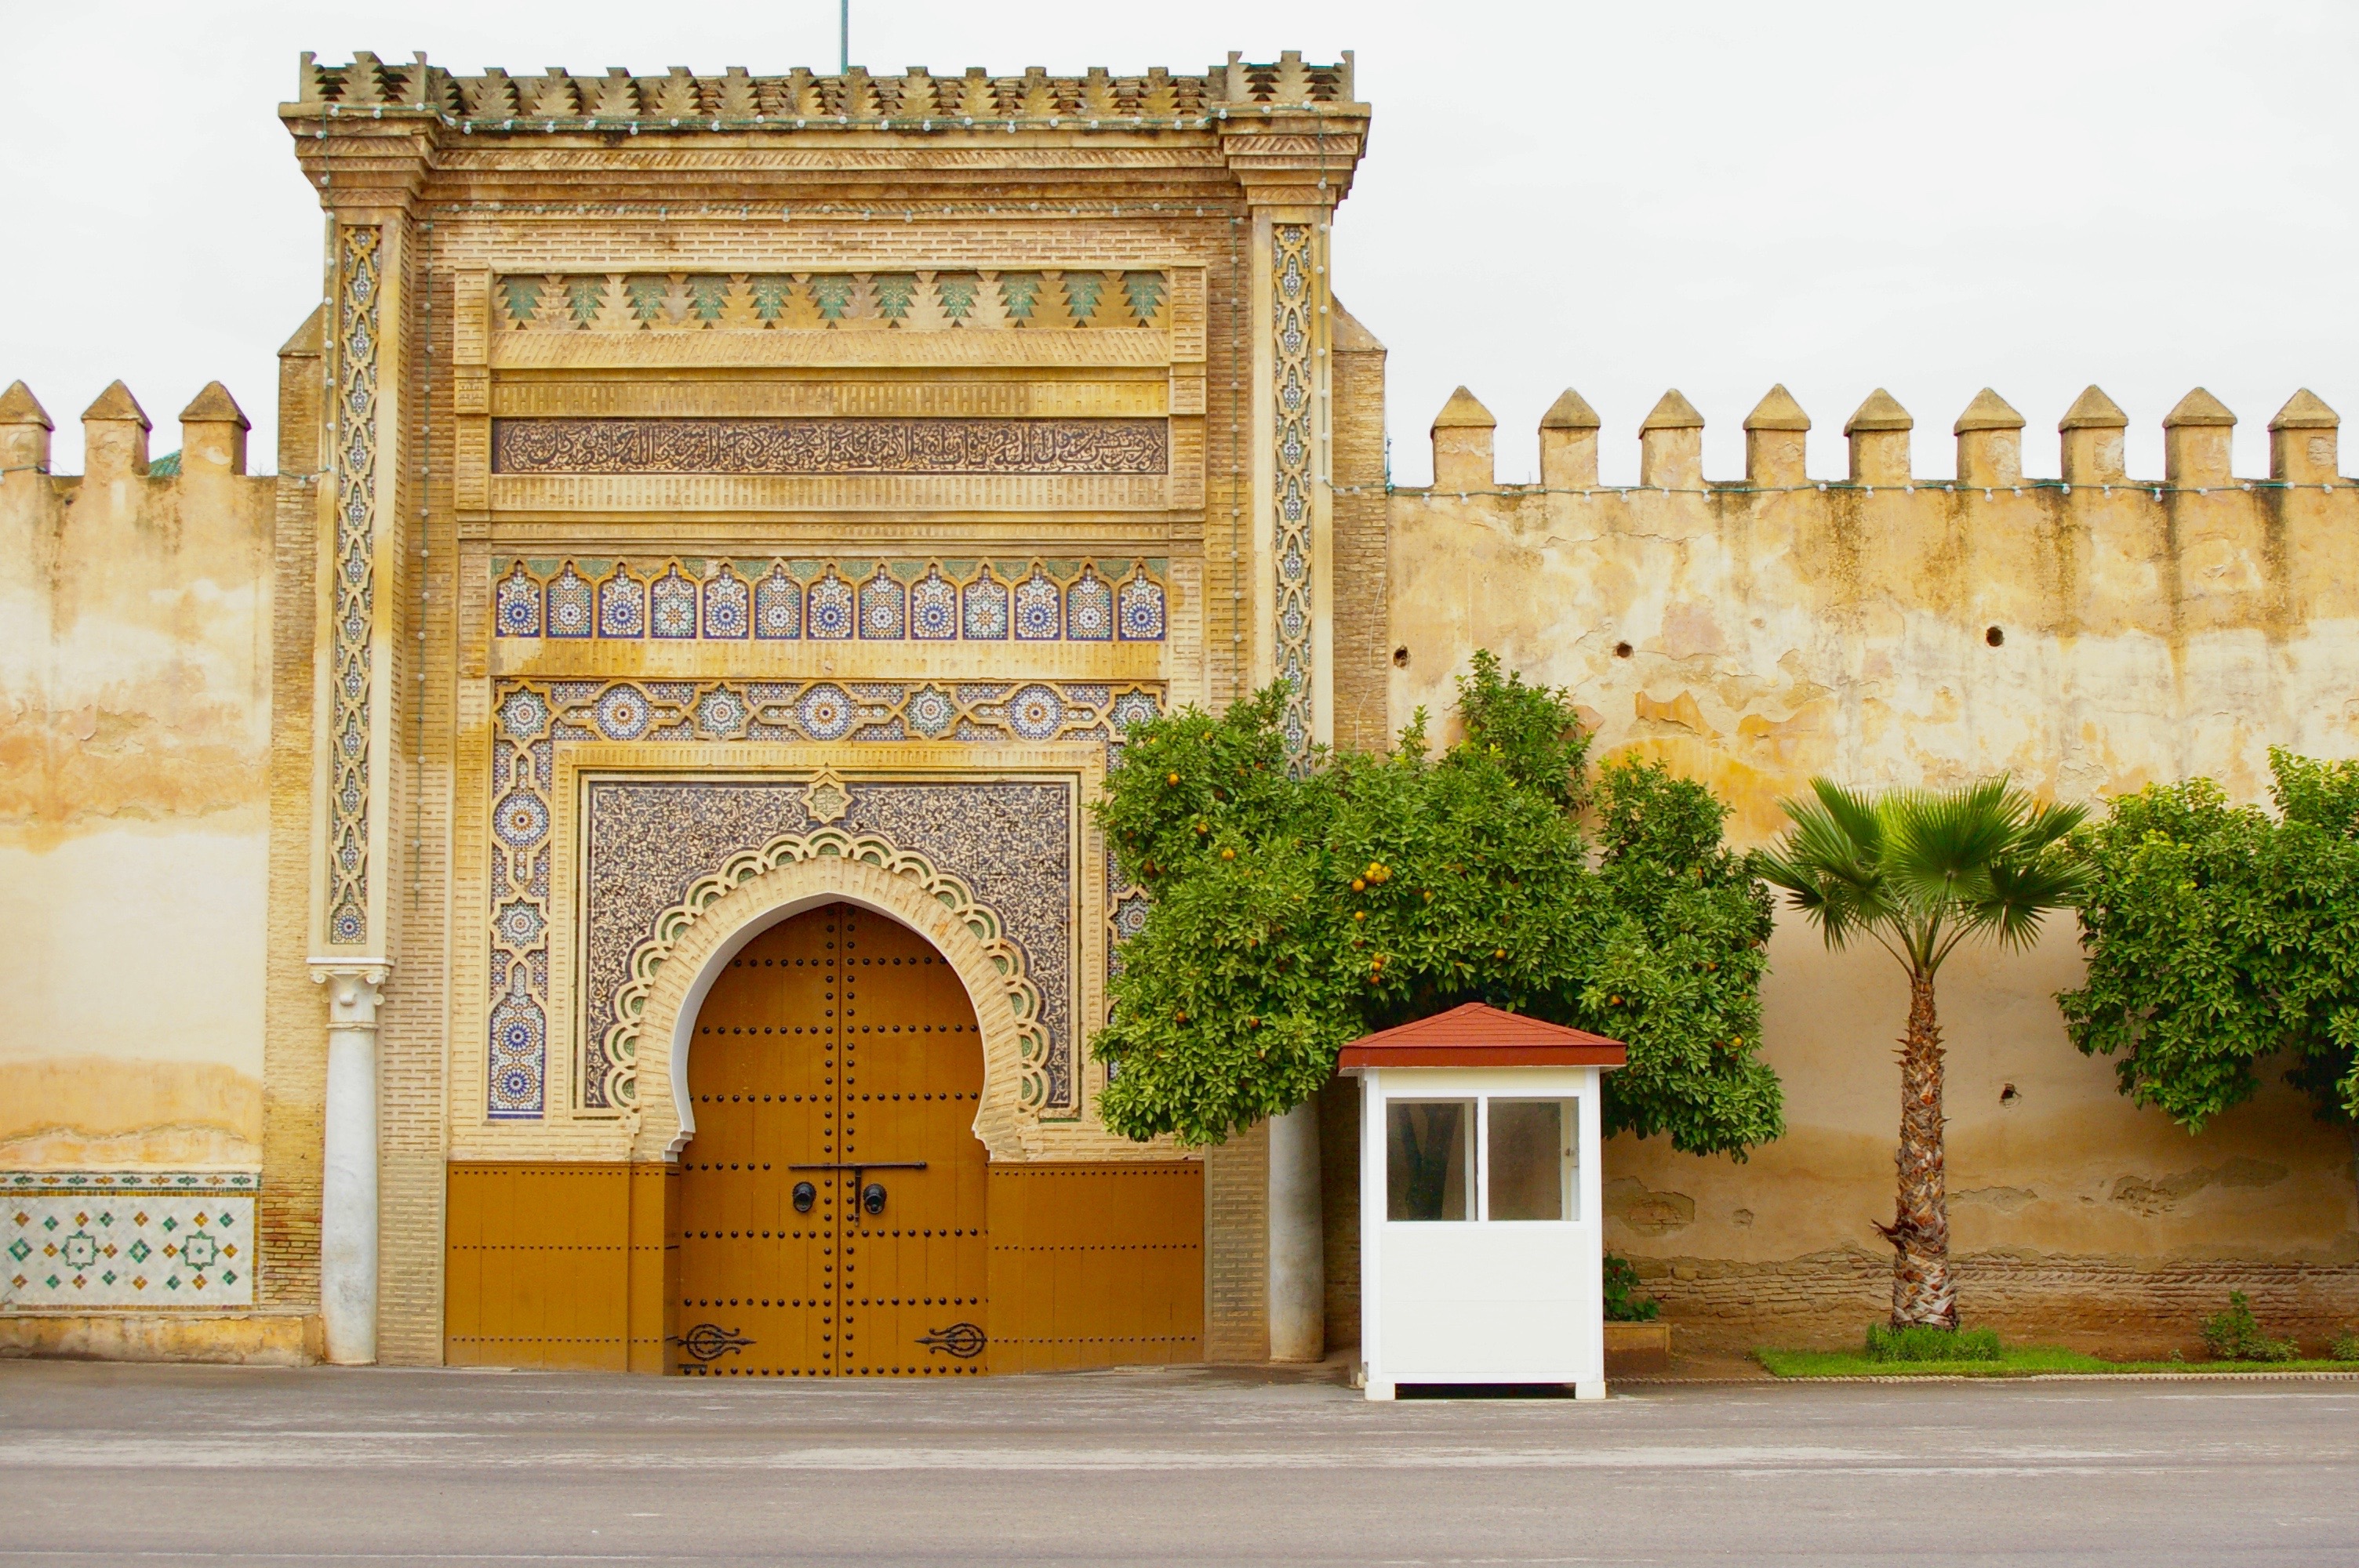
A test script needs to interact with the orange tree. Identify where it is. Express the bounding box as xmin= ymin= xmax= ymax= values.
xmin=2059 ymin=750 xmax=2359 ymax=1129
xmin=1090 ymin=653 xmax=1783 ymax=1154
